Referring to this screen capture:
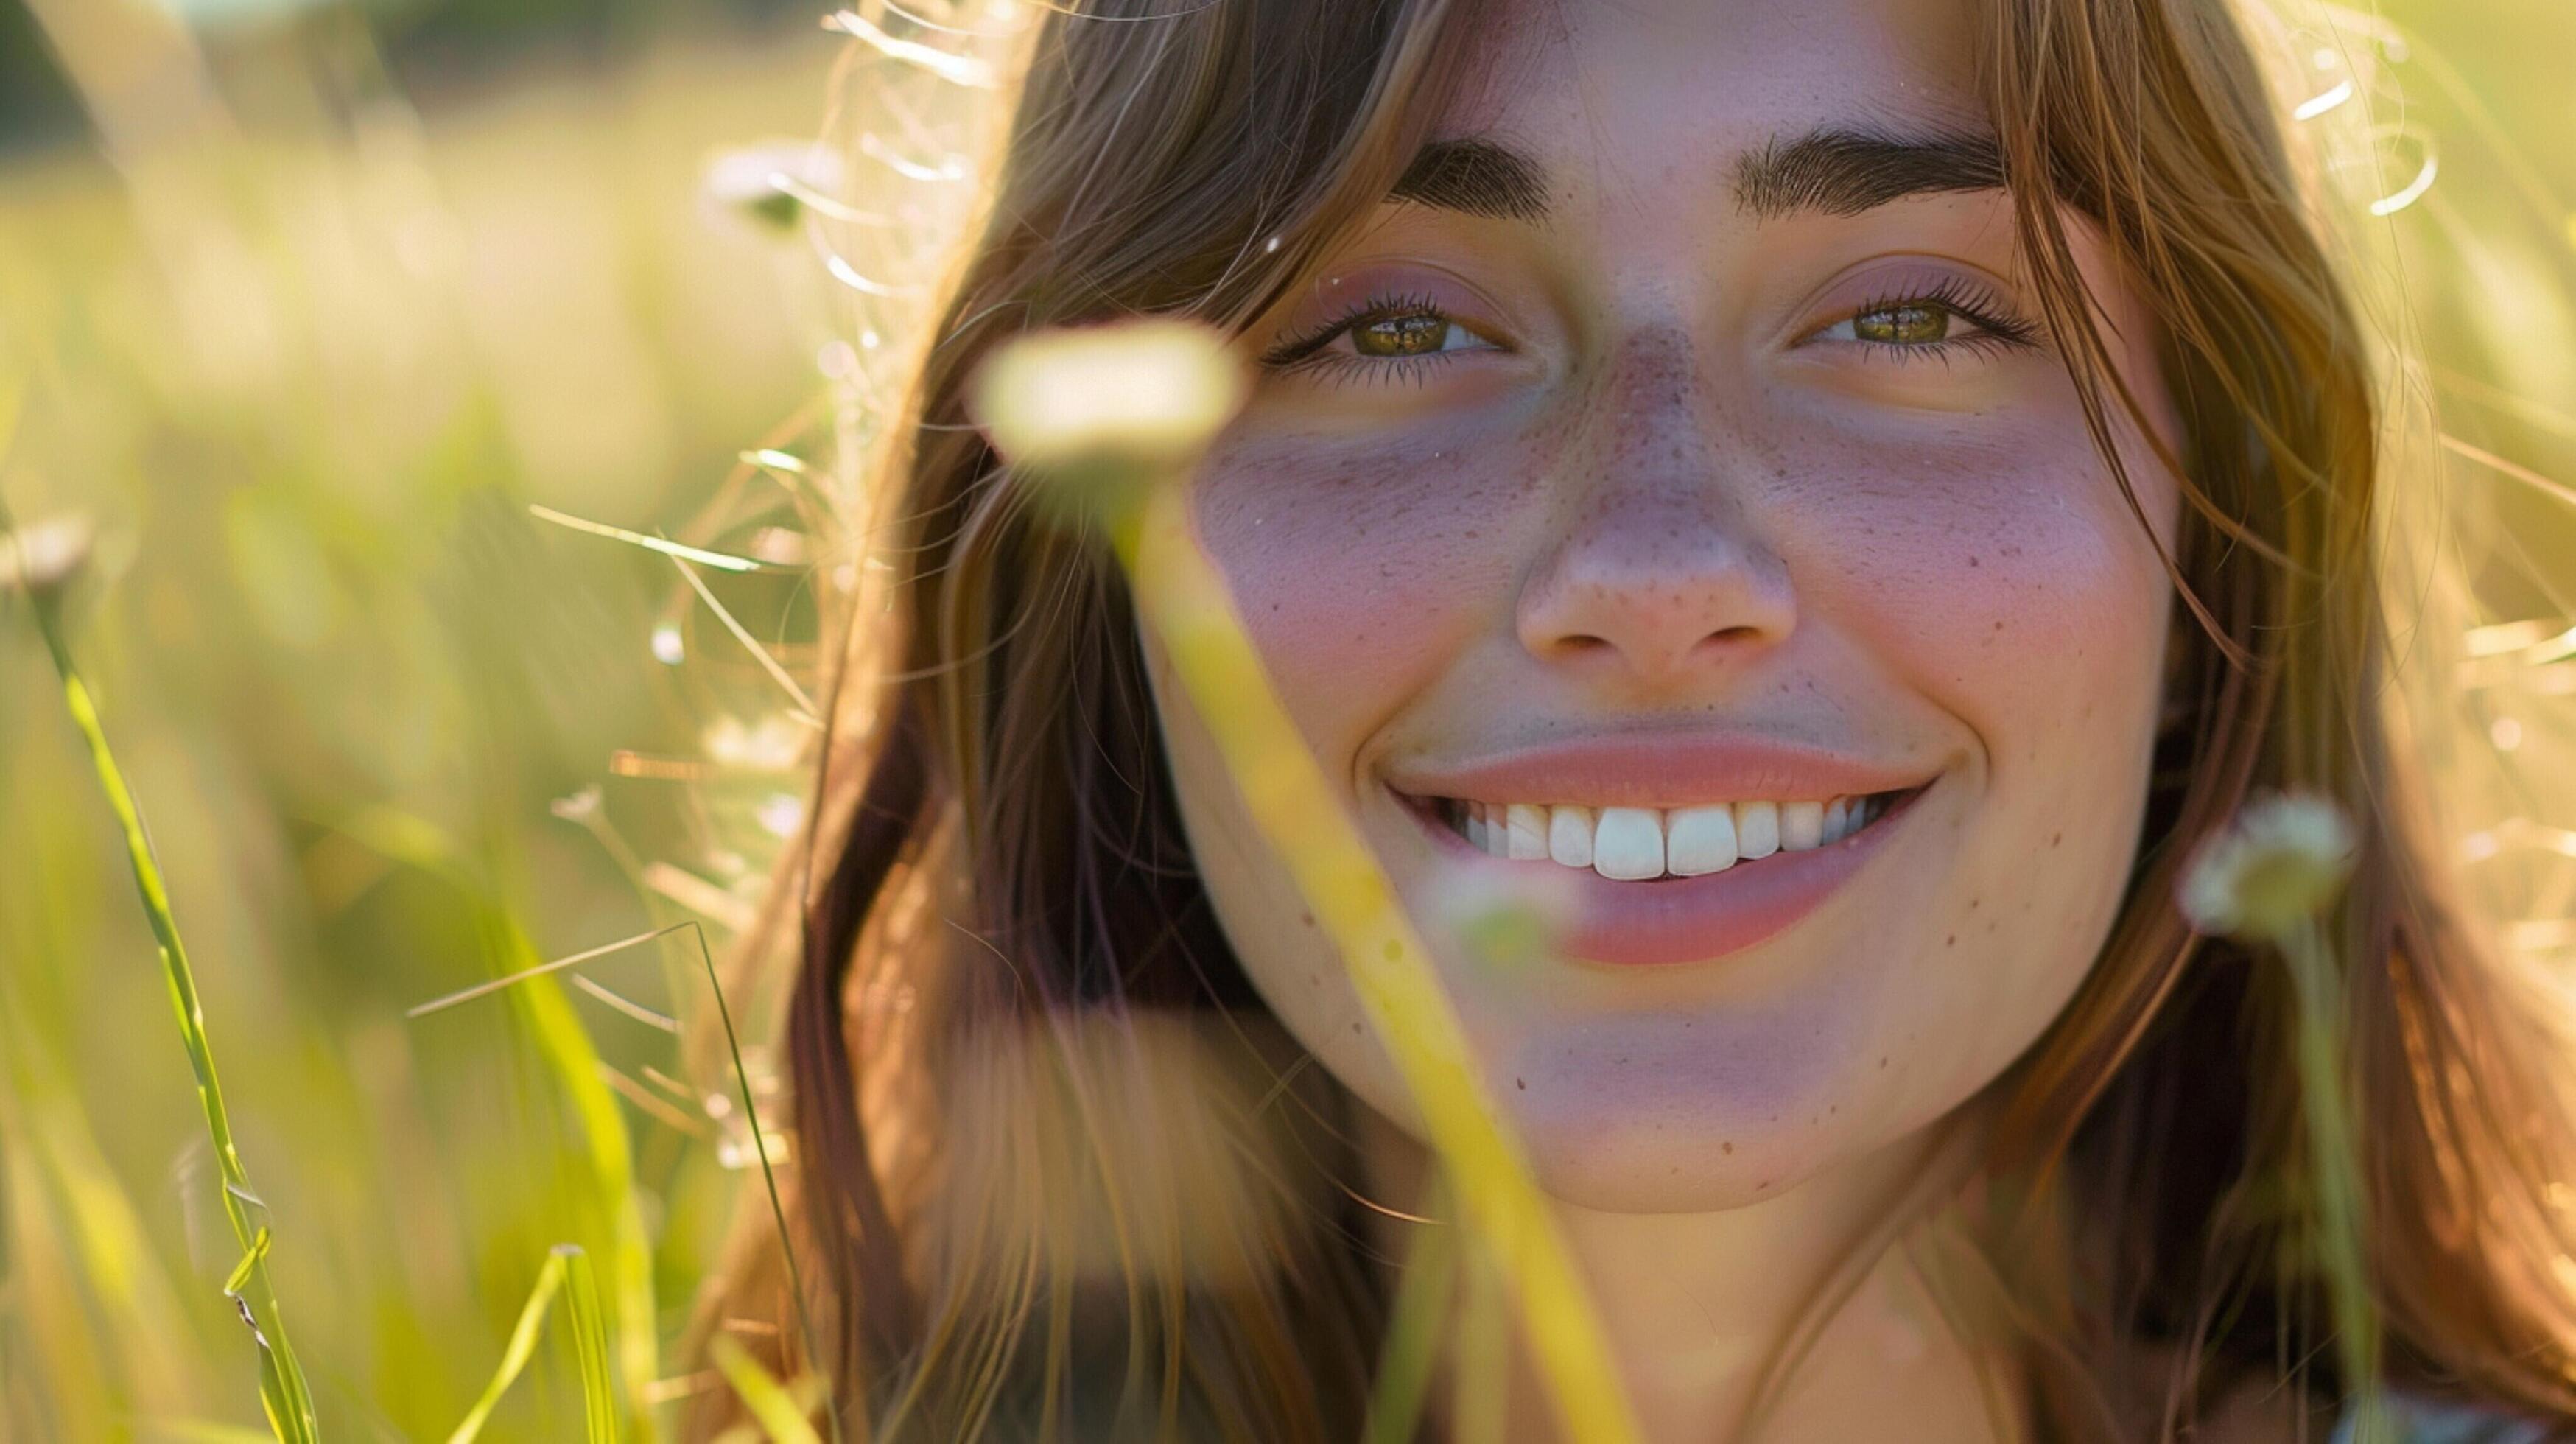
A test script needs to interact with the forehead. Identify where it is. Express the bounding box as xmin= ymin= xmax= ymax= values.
xmin=1439 ymin=0 xmax=1987 ymax=172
